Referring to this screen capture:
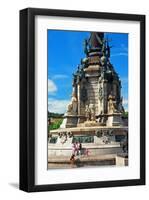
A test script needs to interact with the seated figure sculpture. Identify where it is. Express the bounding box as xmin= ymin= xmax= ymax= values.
xmin=108 ymin=95 xmax=118 ymax=114
xmin=85 ymin=104 xmax=96 ymax=121
xmin=85 ymin=105 xmax=90 ymax=121
xmin=89 ymin=104 xmax=96 ymax=121
xmin=66 ymin=93 xmax=78 ymax=115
